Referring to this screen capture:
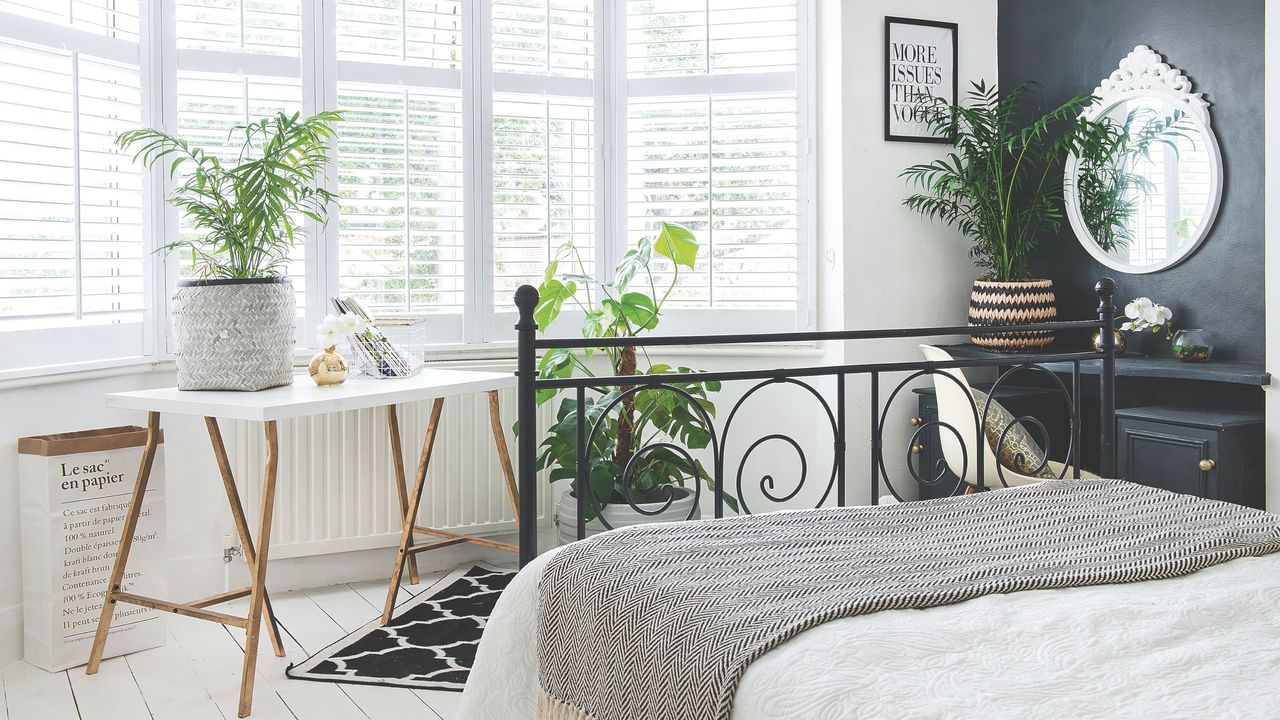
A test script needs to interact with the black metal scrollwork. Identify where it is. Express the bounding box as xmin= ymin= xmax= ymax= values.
xmin=720 ymin=378 xmax=839 ymax=515
xmin=579 ymin=383 xmax=718 ymax=532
